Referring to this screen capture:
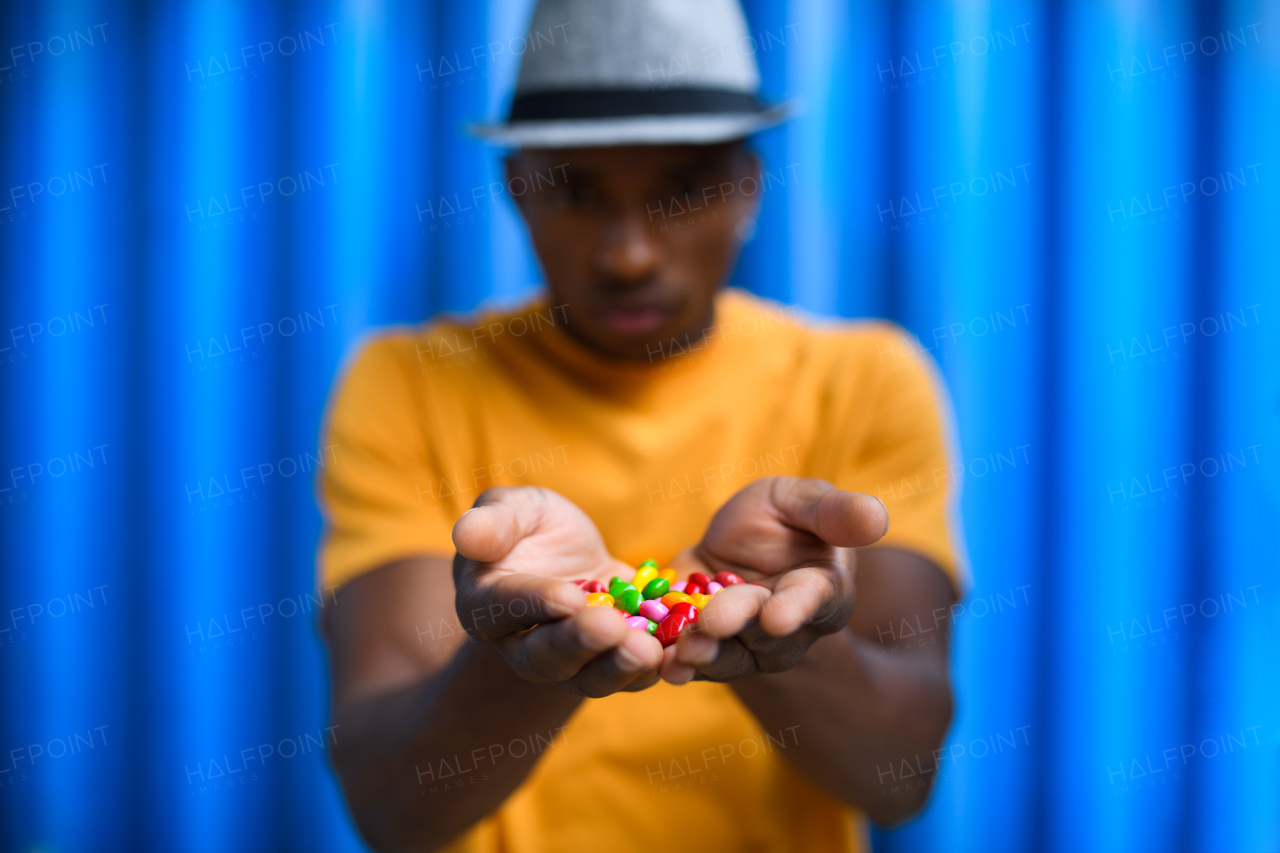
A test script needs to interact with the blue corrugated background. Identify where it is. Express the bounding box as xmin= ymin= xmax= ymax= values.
xmin=1 ymin=1 xmax=1276 ymax=851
